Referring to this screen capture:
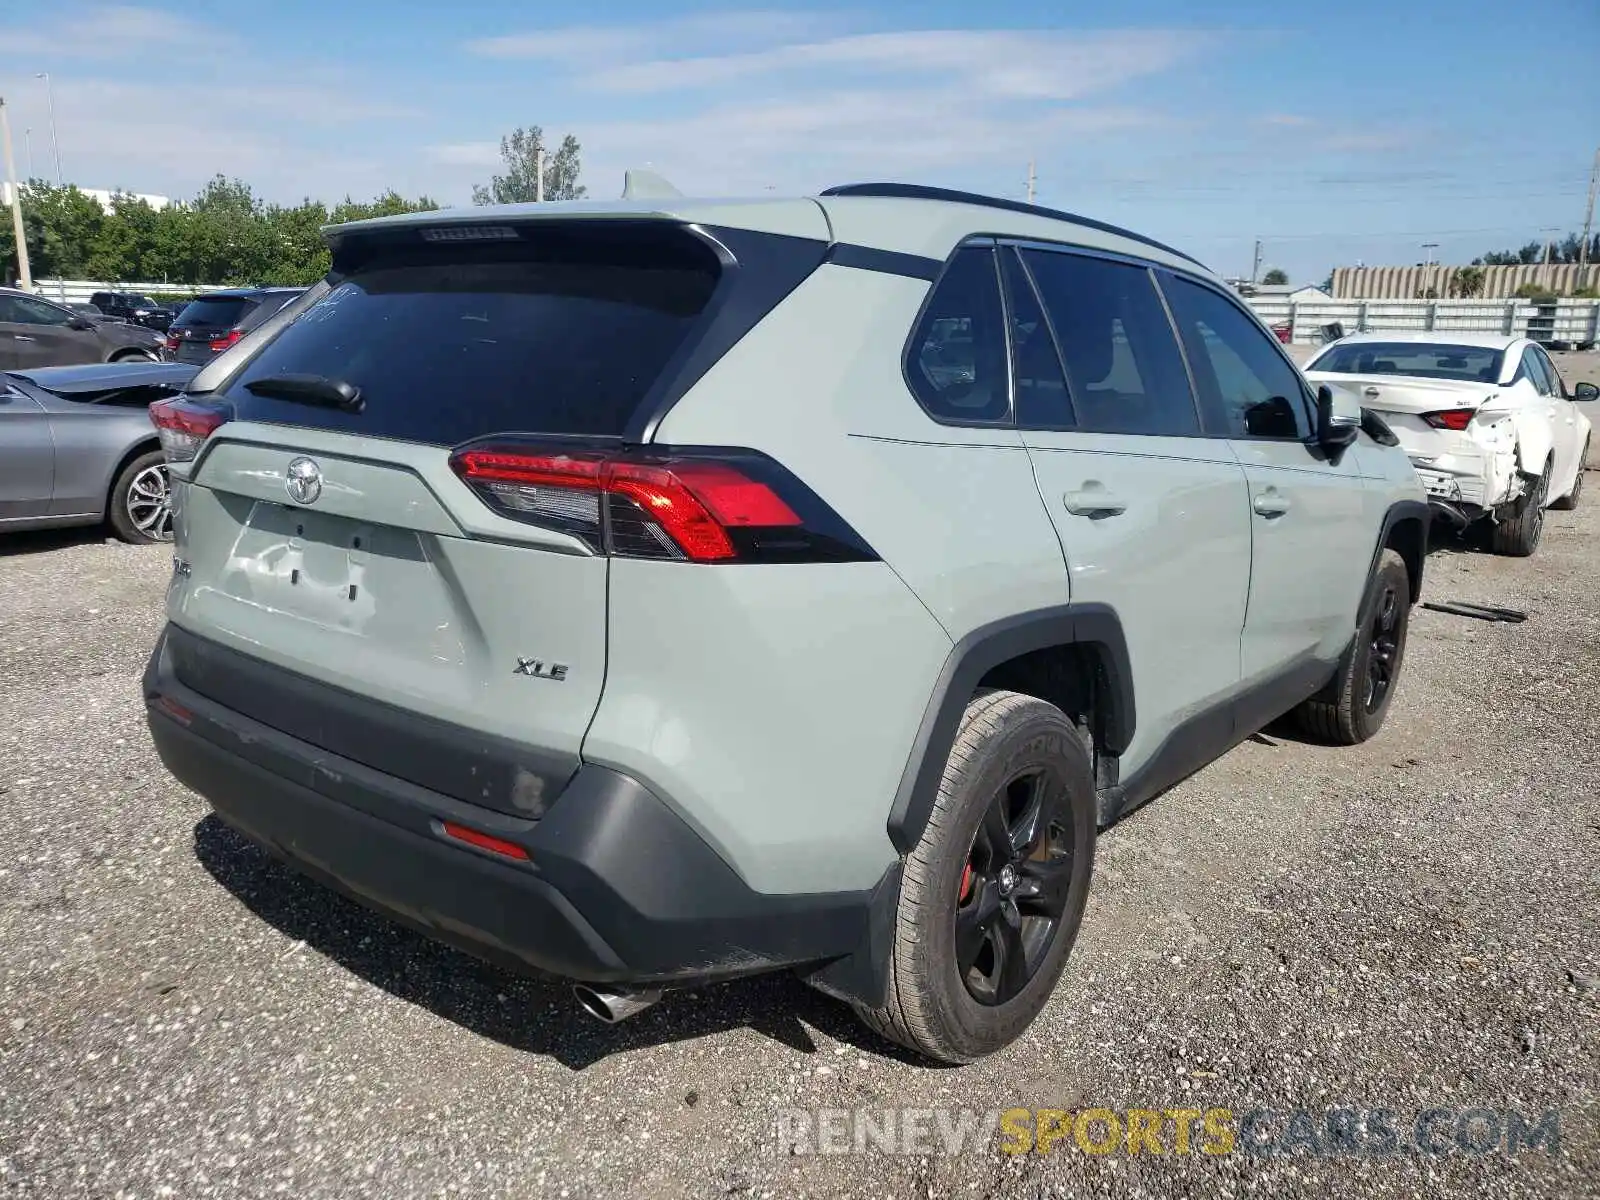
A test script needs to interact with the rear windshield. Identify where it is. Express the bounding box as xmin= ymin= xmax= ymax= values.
xmin=219 ymin=230 xmax=721 ymax=443
xmin=176 ymin=297 xmax=255 ymax=329
xmin=1313 ymin=342 xmax=1503 ymax=383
